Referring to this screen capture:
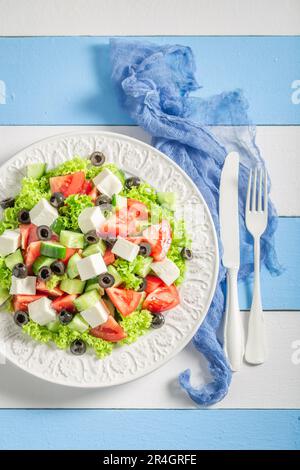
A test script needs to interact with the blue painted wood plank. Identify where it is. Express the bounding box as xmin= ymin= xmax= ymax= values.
xmin=0 ymin=36 xmax=299 ymax=125
xmin=239 ymin=217 xmax=300 ymax=311
xmin=0 ymin=409 xmax=298 ymax=450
